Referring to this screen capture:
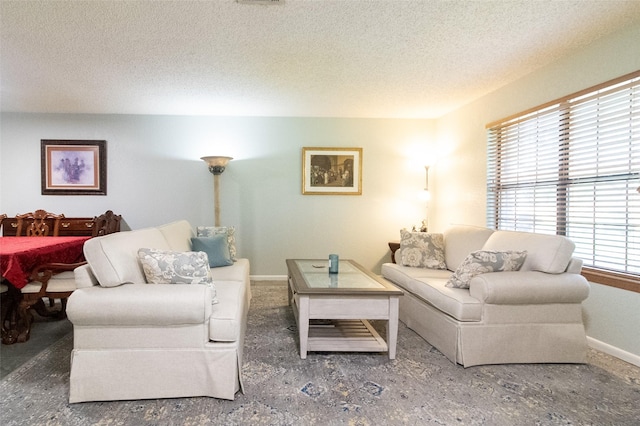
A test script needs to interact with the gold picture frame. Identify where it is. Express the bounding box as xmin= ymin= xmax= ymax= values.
xmin=302 ymin=147 xmax=362 ymax=195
